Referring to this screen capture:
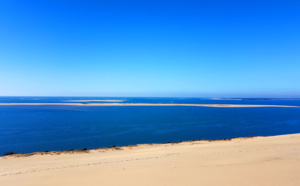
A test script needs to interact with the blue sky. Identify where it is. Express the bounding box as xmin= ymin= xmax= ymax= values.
xmin=0 ymin=0 xmax=299 ymax=97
